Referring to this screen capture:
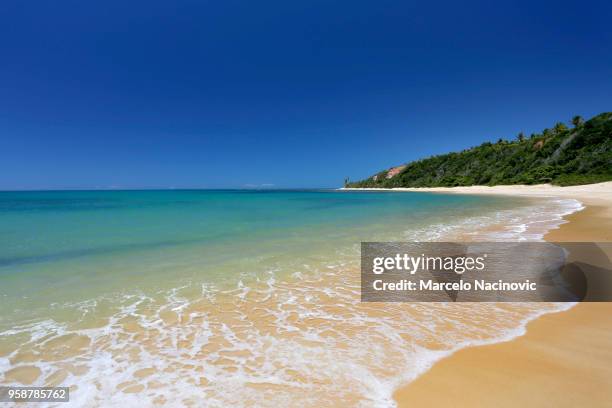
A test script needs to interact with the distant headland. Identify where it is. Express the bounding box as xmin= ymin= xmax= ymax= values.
xmin=346 ymin=112 xmax=612 ymax=188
